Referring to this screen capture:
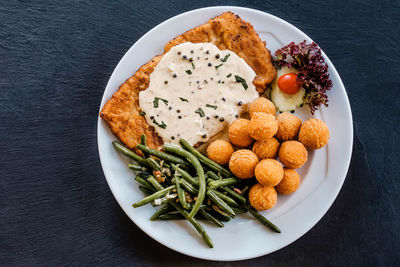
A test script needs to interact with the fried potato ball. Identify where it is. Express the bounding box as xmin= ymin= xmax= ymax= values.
xmin=229 ymin=149 xmax=259 ymax=179
xmin=252 ymin=138 xmax=280 ymax=160
xmin=276 ymin=112 xmax=302 ymax=141
xmin=206 ymin=139 xmax=234 ymax=165
xmin=249 ymin=183 xmax=277 ymax=211
xmin=298 ymin=118 xmax=330 ymax=150
xmin=278 ymin=140 xmax=308 ymax=169
xmin=248 ymin=112 xmax=278 ymax=141
xmin=248 ymin=97 xmax=276 ymax=117
xmin=228 ymin=119 xmax=254 ymax=147
xmin=275 ymin=168 xmax=300 ymax=195
xmin=255 ymin=159 xmax=284 ymax=186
